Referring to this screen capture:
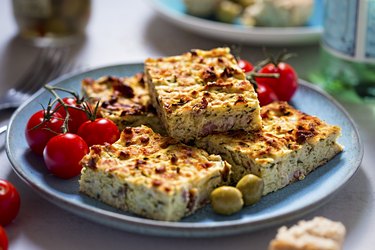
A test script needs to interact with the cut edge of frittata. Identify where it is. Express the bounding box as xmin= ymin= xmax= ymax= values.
xmin=79 ymin=125 xmax=231 ymax=221
xmin=144 ymin=47 xmax=261 ymax=142
xmin=196 ymin=101 xmax=343 ymax=195
xmin=81 ymin=73 xmax=165 ymax=134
